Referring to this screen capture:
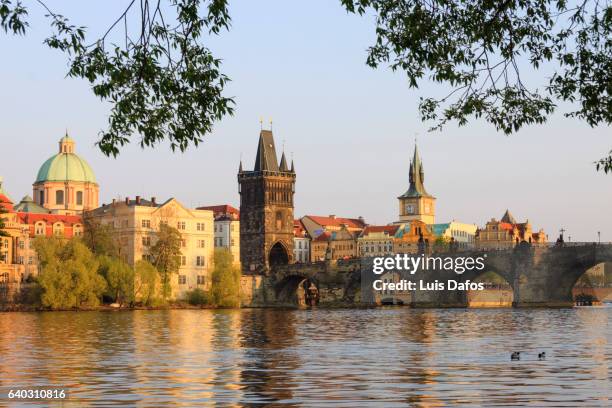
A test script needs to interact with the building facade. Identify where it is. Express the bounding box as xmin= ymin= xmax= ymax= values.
xmin=397 ymin=144 xmax=436 ymax=224
xmin=301 ymin=214 xmax=366 ymax=239
xmin=87 ymin=196 xmax=214 ymax=298
xmin=393 ymin=220 xmax=435 ymax=254
xmin=33 ymin=134 xmax=99 ymax=215
xmin=358 ymin=225 xmax=399 ymax=257
xmin=432 ymin=221 xmax=478 ymax=250
xmin=310 ymin=225 xmax=358 ymax=261
xmin=293 ymin=219 xmax=310 ymax=263
xmin=197 ymin=204 xmax=240 ymax=265
xmin=476 ymin=210 xmax=548 ymax=250
xmin=238 ymin=129 xmax=296 ymax=275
